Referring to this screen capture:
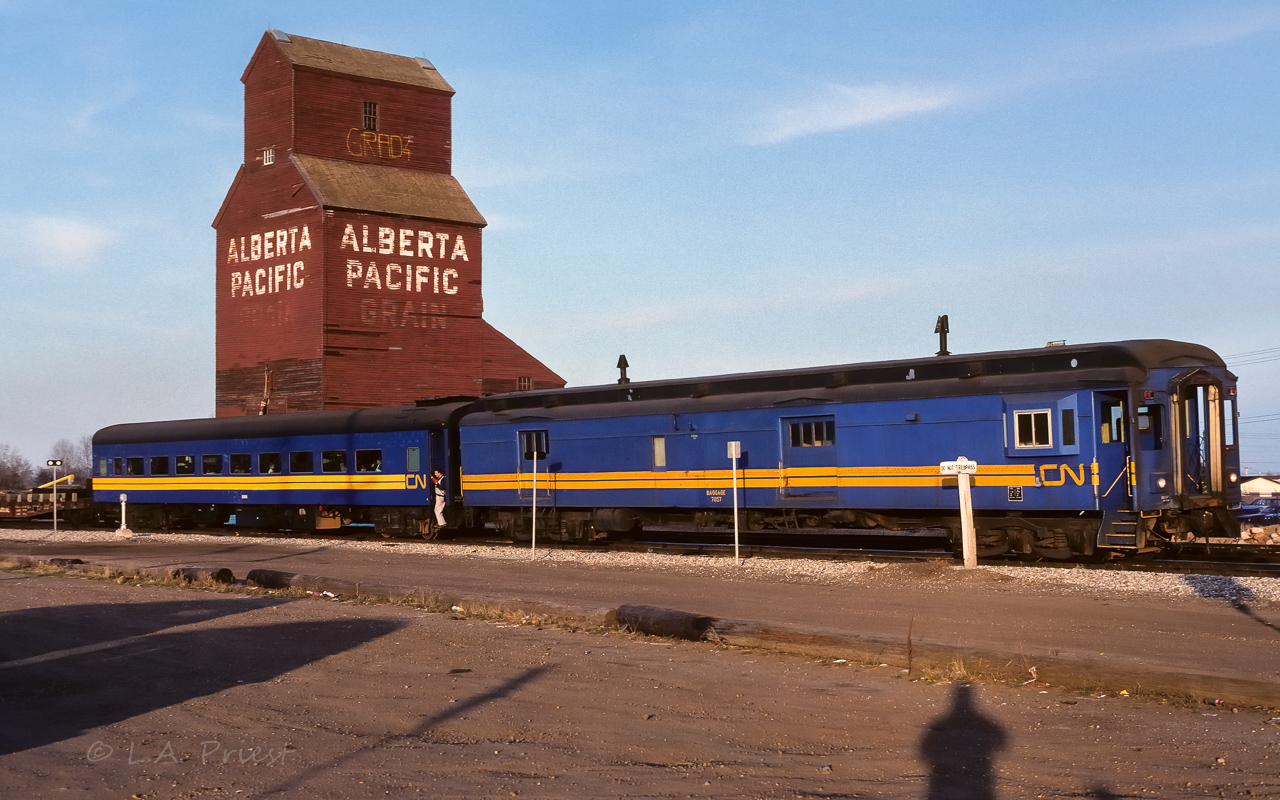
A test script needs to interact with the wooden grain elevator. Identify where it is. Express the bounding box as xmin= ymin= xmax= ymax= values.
xmin=213 ymin=30 xmax=564 ymax=417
